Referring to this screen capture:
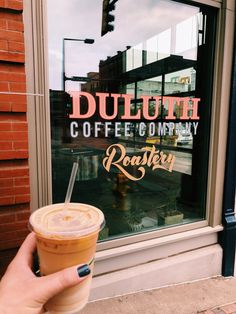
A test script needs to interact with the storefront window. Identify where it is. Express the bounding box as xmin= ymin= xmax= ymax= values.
xmin=47 ymin=0 xmax=216 ymax=240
